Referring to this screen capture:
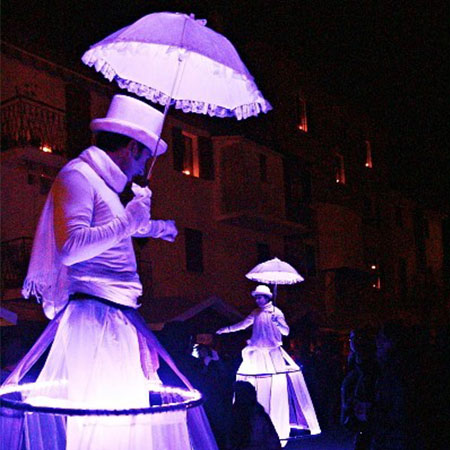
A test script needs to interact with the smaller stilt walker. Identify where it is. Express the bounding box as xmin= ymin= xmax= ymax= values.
xmin=216 ymin=285 xmax=320 ymax=446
